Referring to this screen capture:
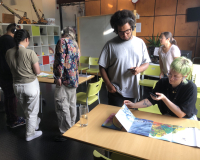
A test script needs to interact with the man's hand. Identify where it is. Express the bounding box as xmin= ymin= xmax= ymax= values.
xmin=130 ymin=67 xmax=140 ymax=75
xmin=56 ymin=78 xmax=62 ymax=86
xmin=124 ymin=100 xmax=135 ymax=109
xmin=107 ymin=83 xmax=116 ymax=93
